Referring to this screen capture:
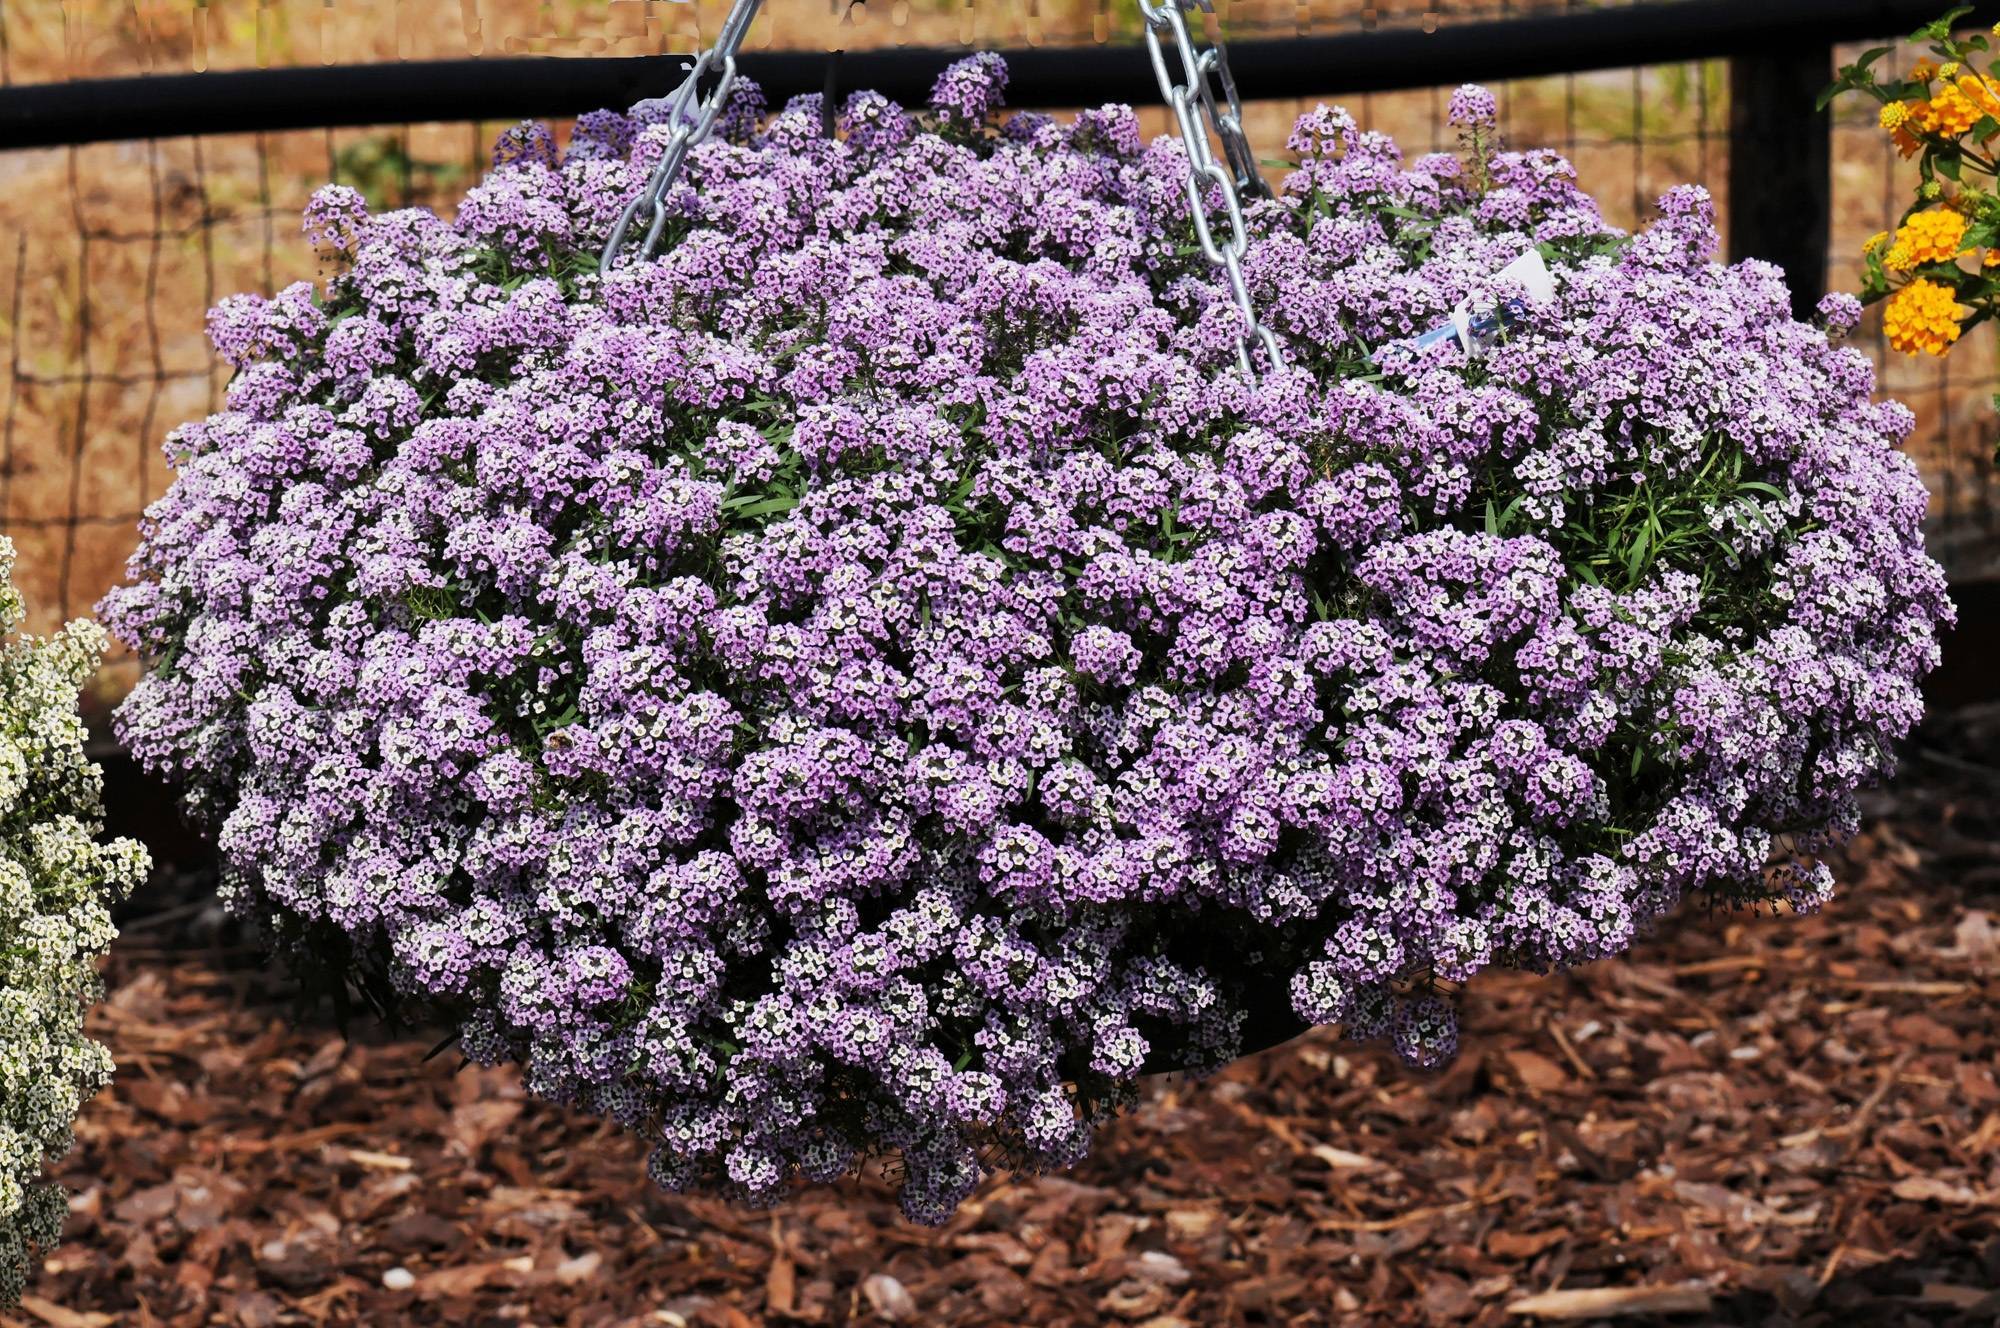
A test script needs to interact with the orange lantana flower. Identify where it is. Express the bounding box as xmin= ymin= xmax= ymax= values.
xmin=1884 ymin=278 xmax=1966 ymax=356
